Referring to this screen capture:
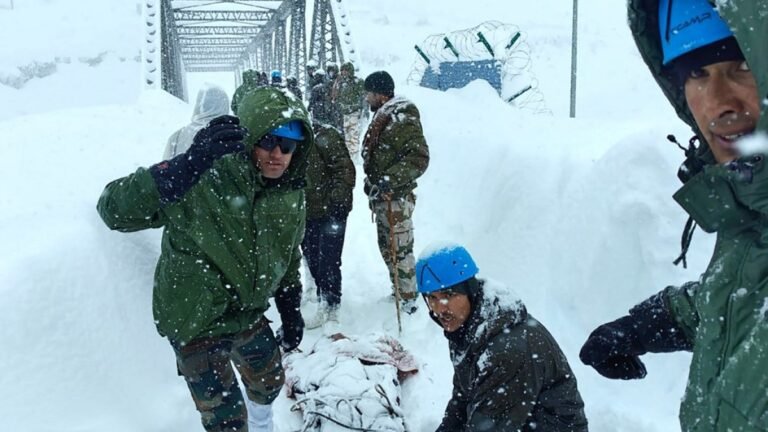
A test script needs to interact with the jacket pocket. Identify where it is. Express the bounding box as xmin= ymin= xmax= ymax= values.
xmin=714 ymin=321 xmax=768 ymax=429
